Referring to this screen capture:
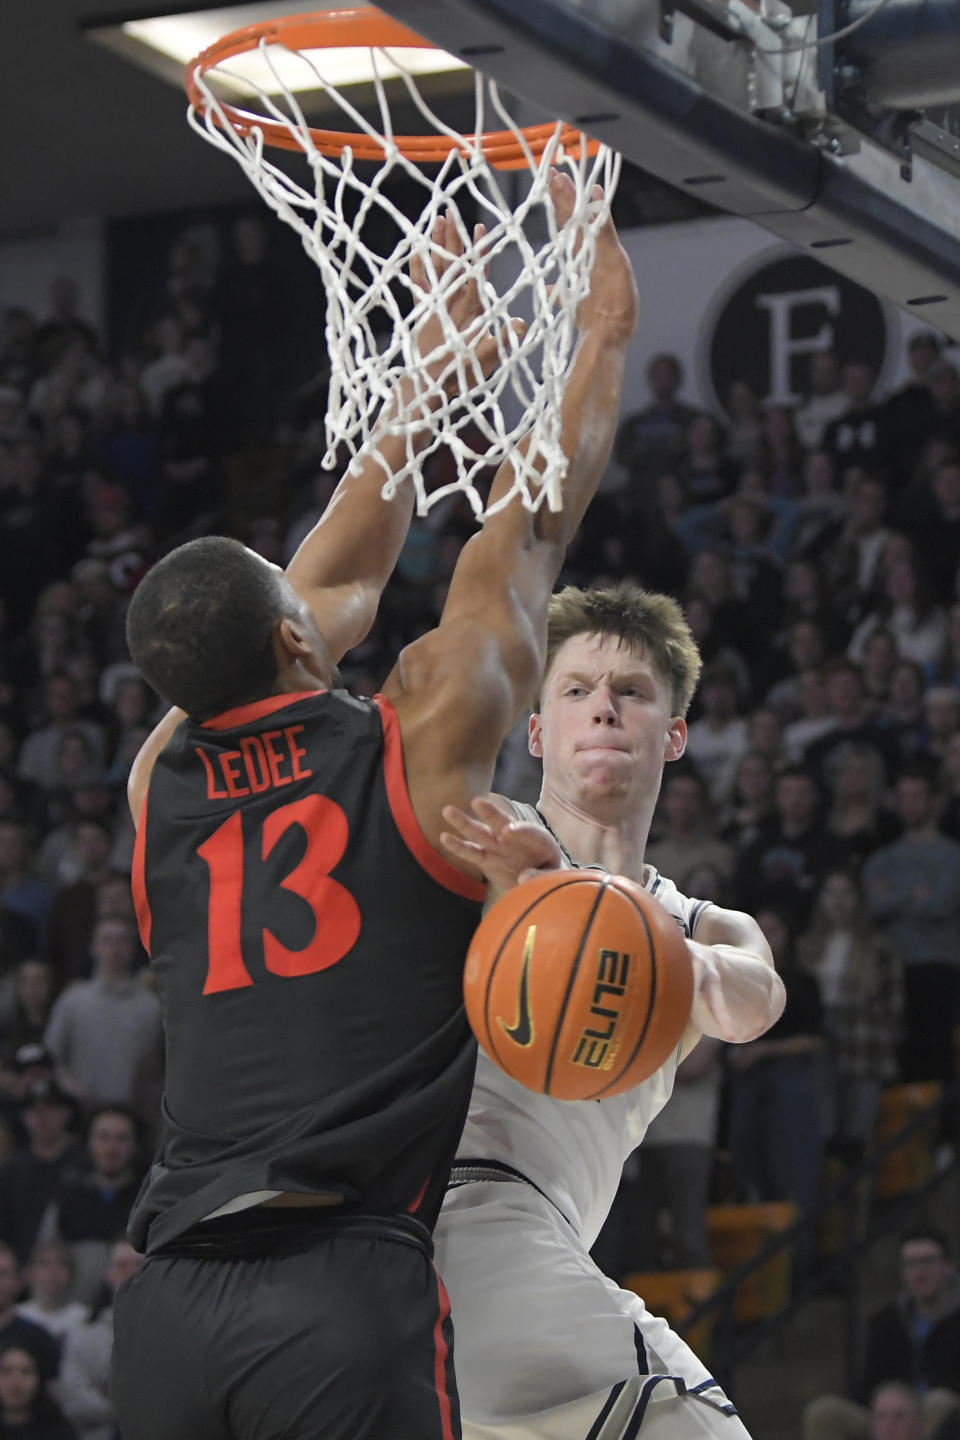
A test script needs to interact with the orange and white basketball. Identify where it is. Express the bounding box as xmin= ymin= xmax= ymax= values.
xmin=463 ymin=871 xmax=694 ymax=1101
